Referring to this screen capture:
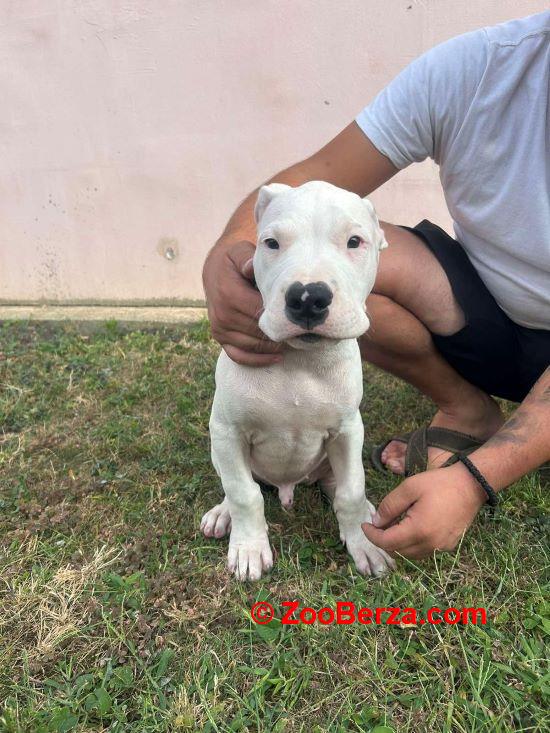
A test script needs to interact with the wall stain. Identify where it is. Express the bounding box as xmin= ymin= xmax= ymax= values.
xmin=157 ymin=237 xmax=179 ymax=261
